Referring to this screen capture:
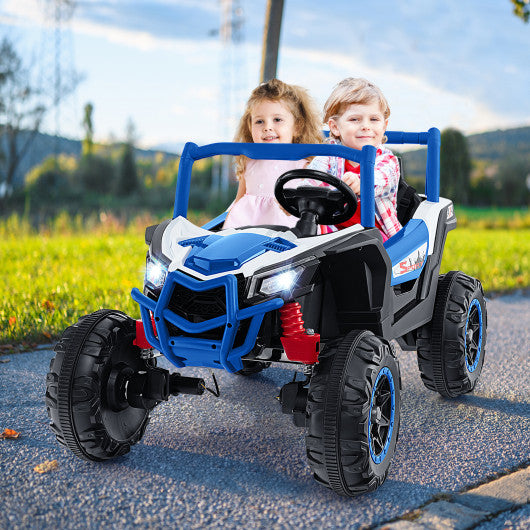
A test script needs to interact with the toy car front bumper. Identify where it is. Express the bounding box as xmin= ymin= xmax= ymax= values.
xmin=131 ymin=270 xmax=284 ymax=372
